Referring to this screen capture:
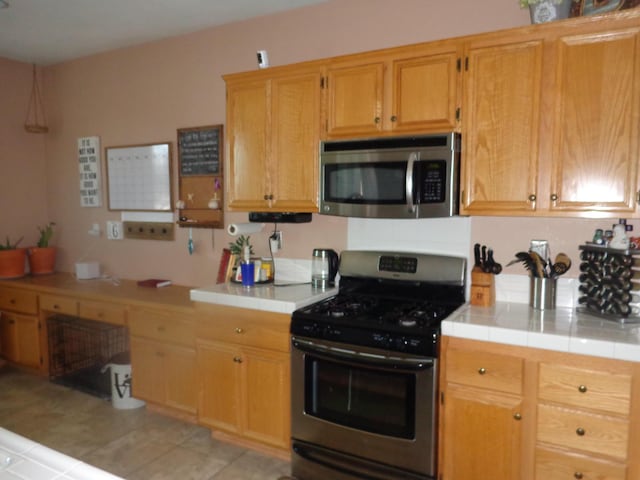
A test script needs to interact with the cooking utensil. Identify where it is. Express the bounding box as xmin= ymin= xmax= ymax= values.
xmin=474 ymin=243 xmax=482 ymax=269
xmin=487 ymin=249 xmax=502 ymax=274
xmin=550 ymin=252 xmax=571 ymax=277
xmin=528 ymin=251 xmax=547 ymax=278
xmin=506 ymin=251 xmax=536 ymax=274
